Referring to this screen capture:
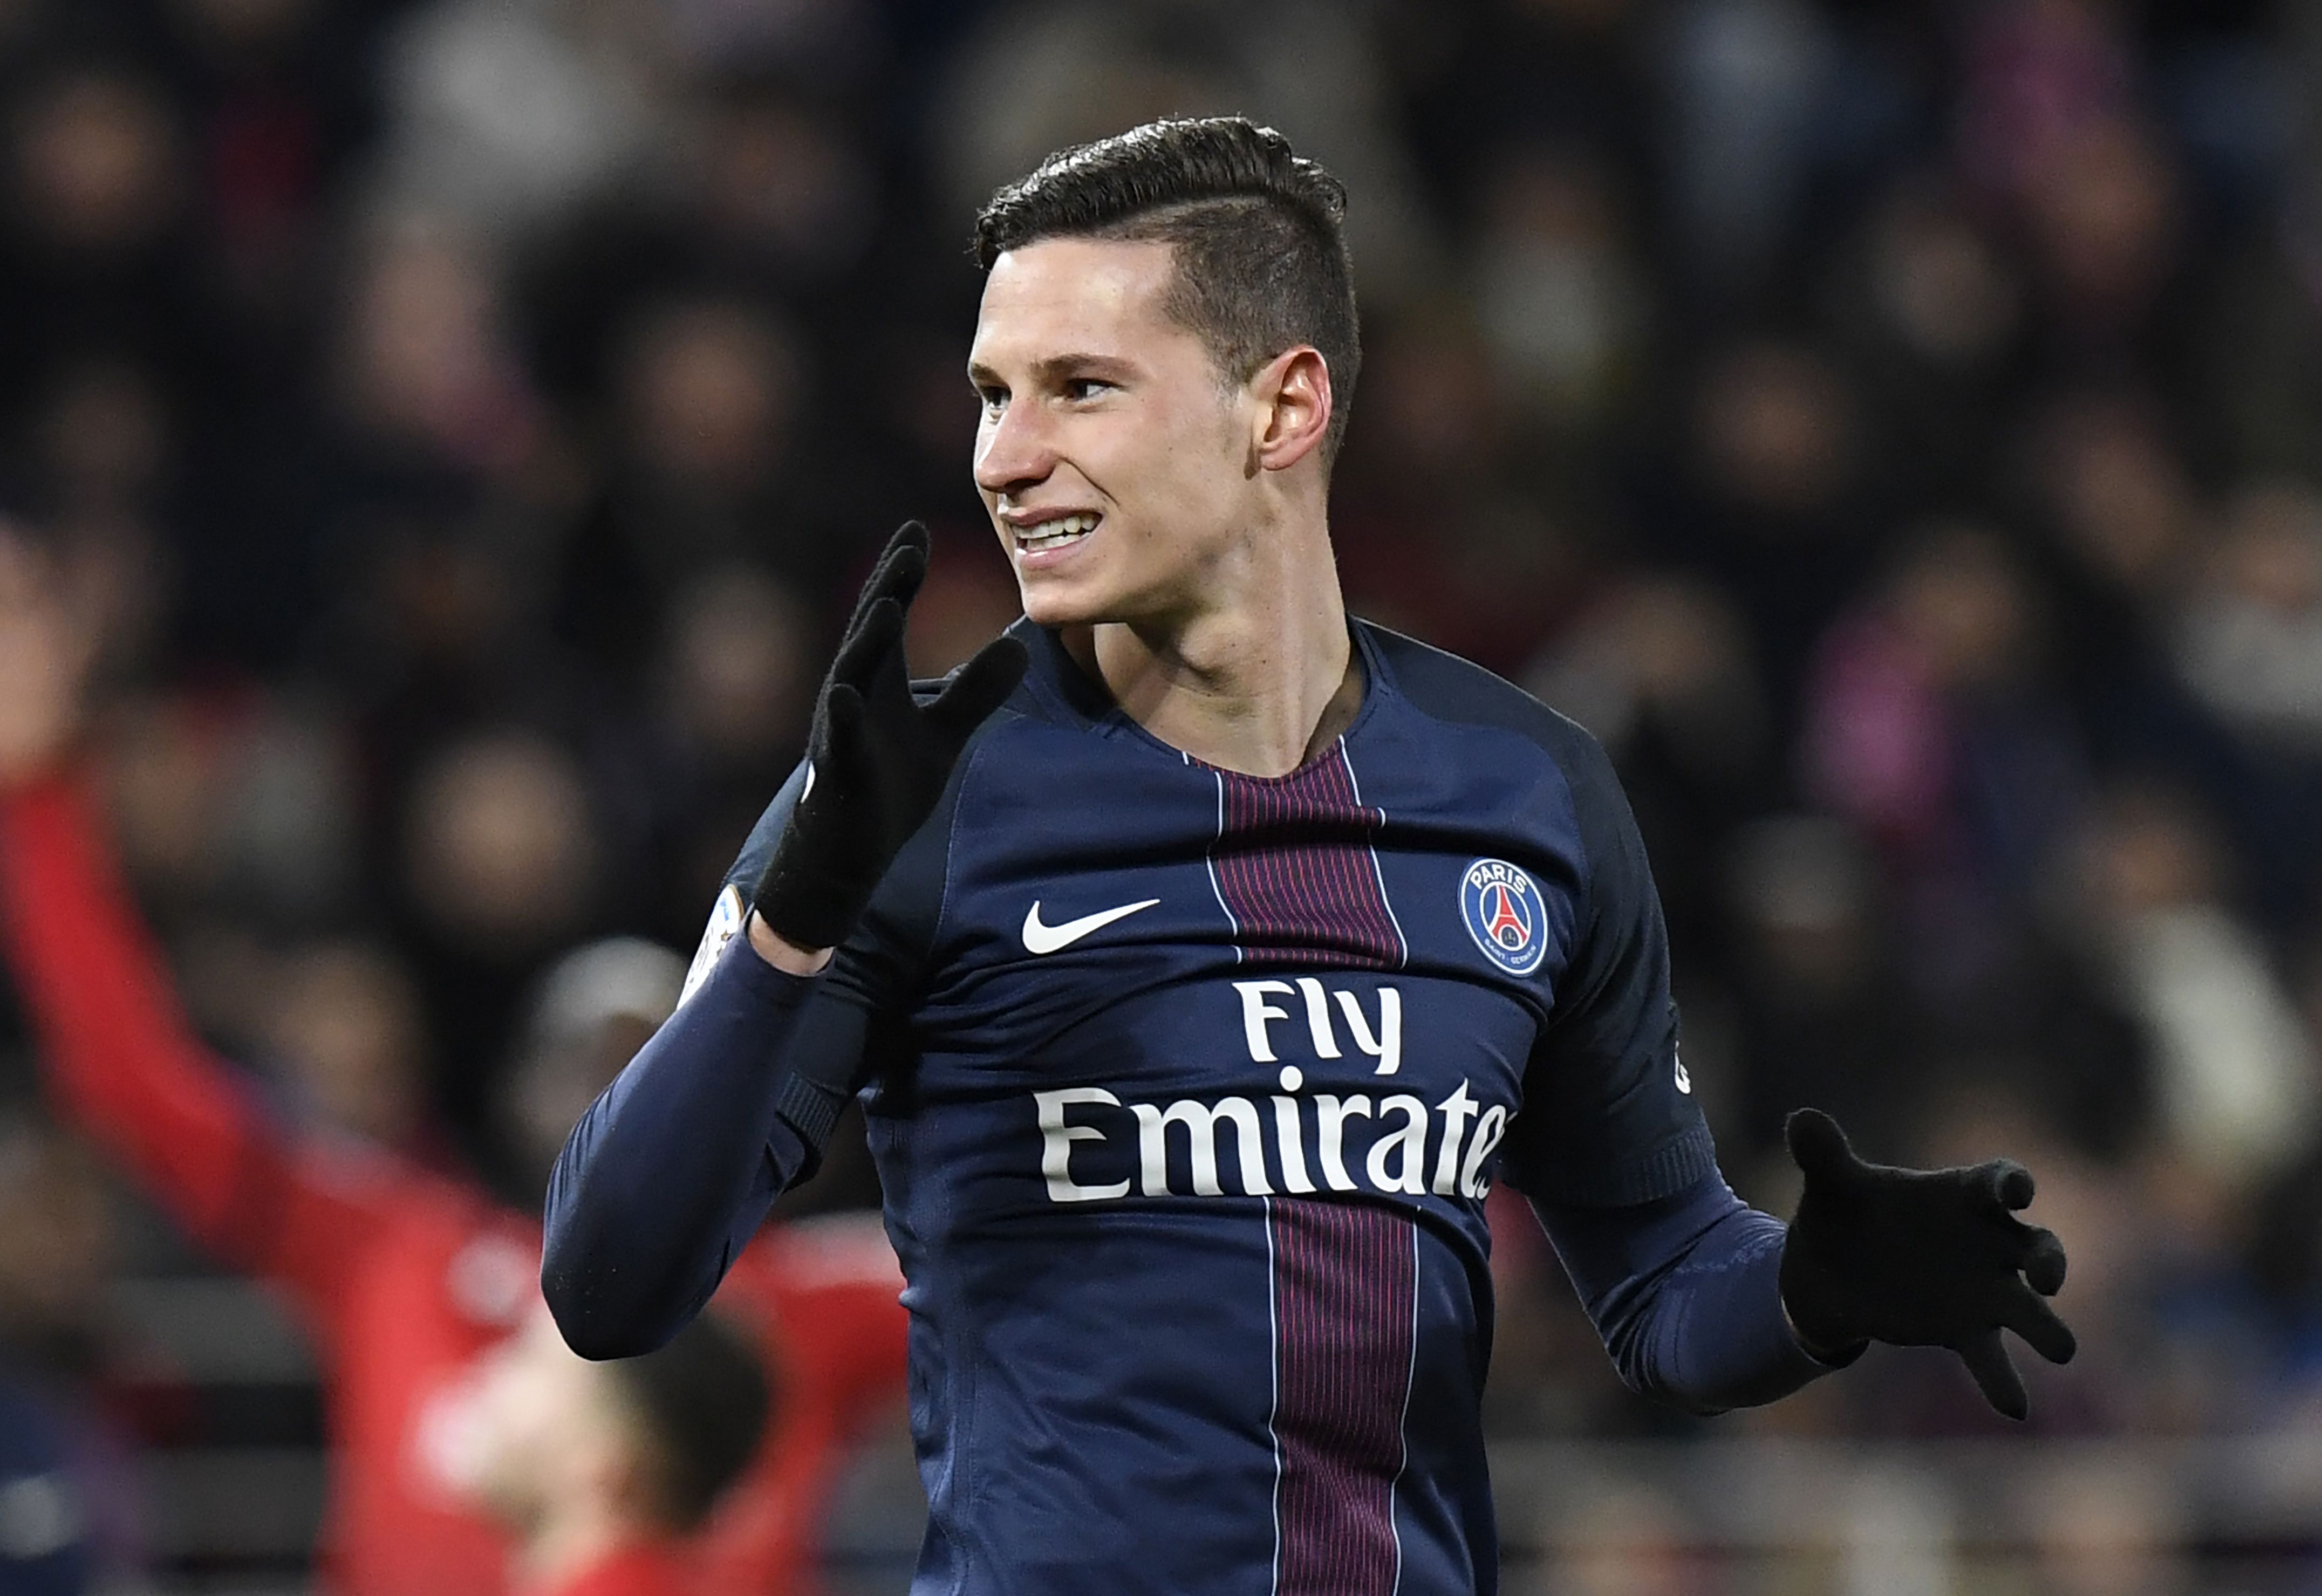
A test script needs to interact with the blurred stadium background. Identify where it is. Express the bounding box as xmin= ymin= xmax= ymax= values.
xmin=1 ymin=0 xmax=2320 ymax=1590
